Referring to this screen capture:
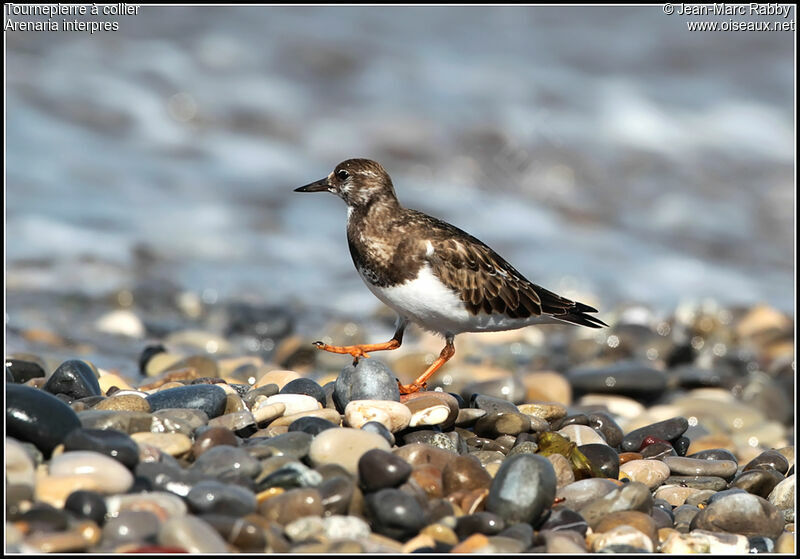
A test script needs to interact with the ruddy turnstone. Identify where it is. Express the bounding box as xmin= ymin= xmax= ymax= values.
xmin=295 ymin=158 xmax=607 ymax=394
